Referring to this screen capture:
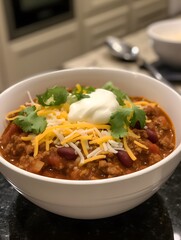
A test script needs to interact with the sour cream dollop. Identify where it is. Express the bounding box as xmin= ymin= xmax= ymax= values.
xmin=68 ymin=89 xmax=119 ymax=124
